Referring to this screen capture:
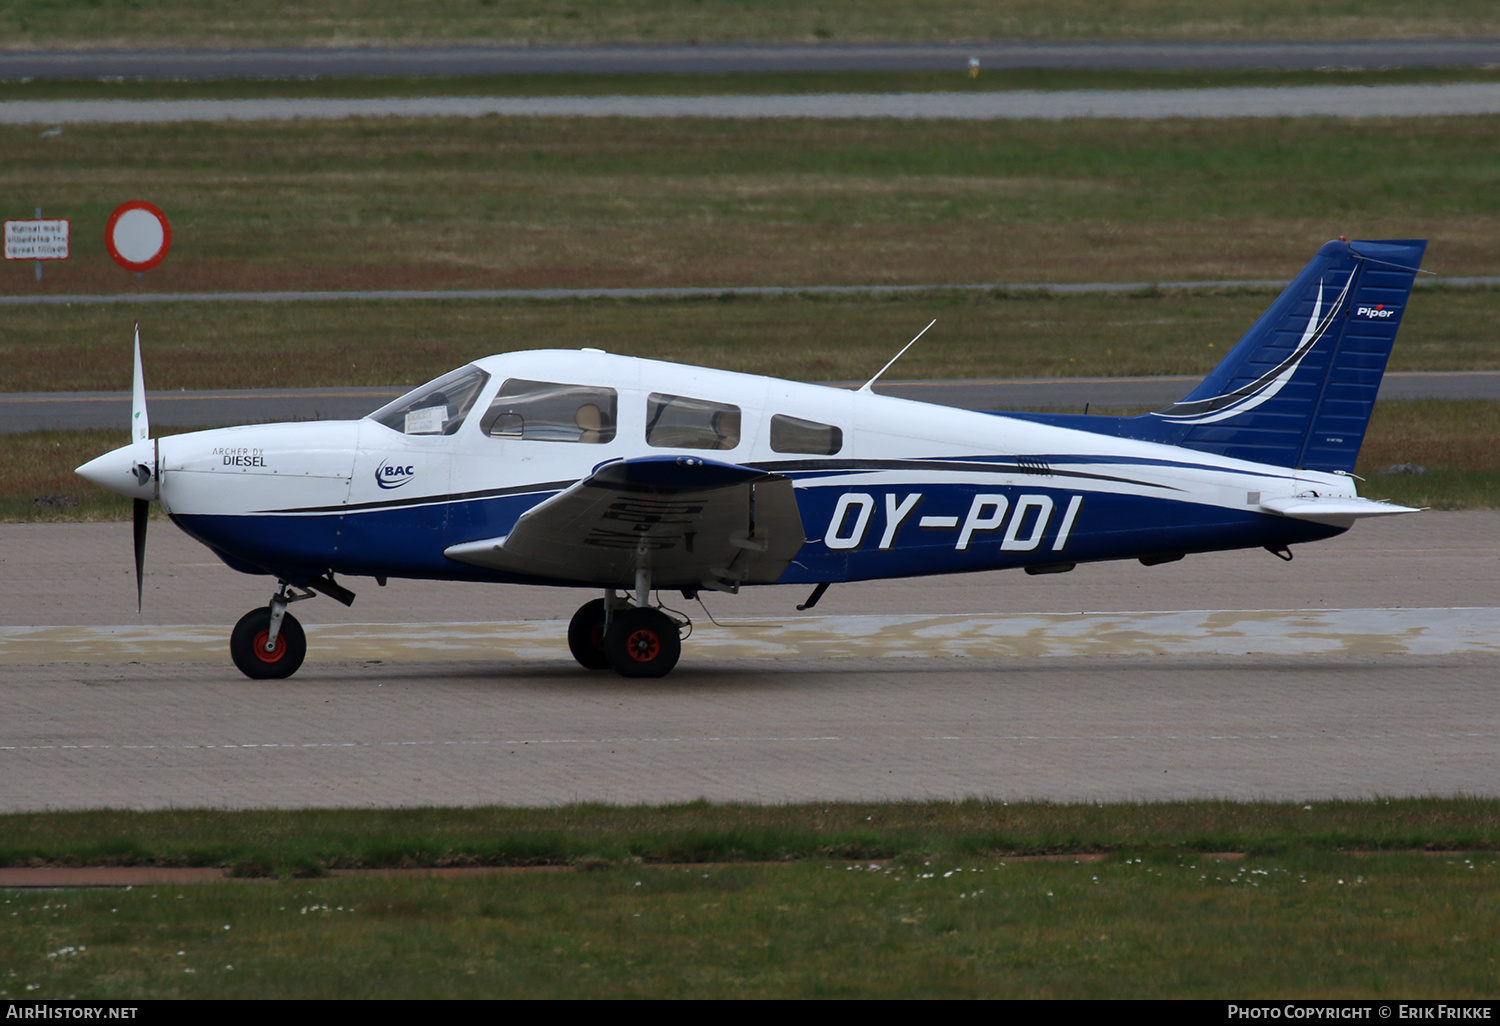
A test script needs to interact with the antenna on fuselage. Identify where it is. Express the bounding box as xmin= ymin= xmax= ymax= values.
xmin=859 ymin=318 xmax=936 ymax=393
